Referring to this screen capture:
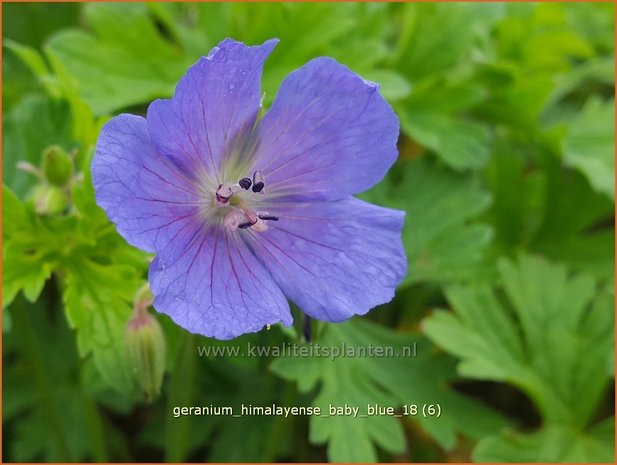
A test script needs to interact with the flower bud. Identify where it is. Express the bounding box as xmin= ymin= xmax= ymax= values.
xmin=126 ymin=289 xmax=166 ymax=401
xmin=32 ymin=184 xmax=67 ymax=215
xmin=42 ymin=145 xmax=73 ymax=187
